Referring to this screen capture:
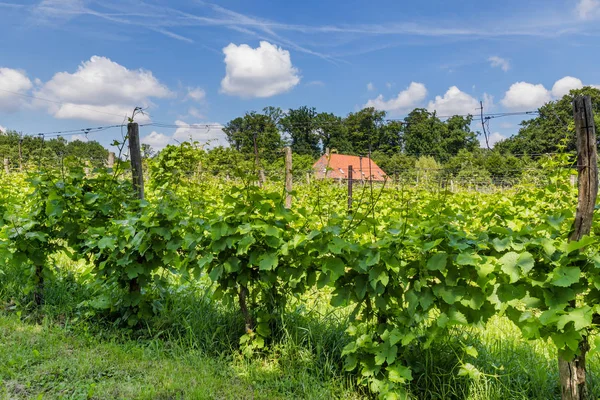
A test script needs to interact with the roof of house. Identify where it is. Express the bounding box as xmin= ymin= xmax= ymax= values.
xmin=312 ymin=153 xmax=387 ymax=181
